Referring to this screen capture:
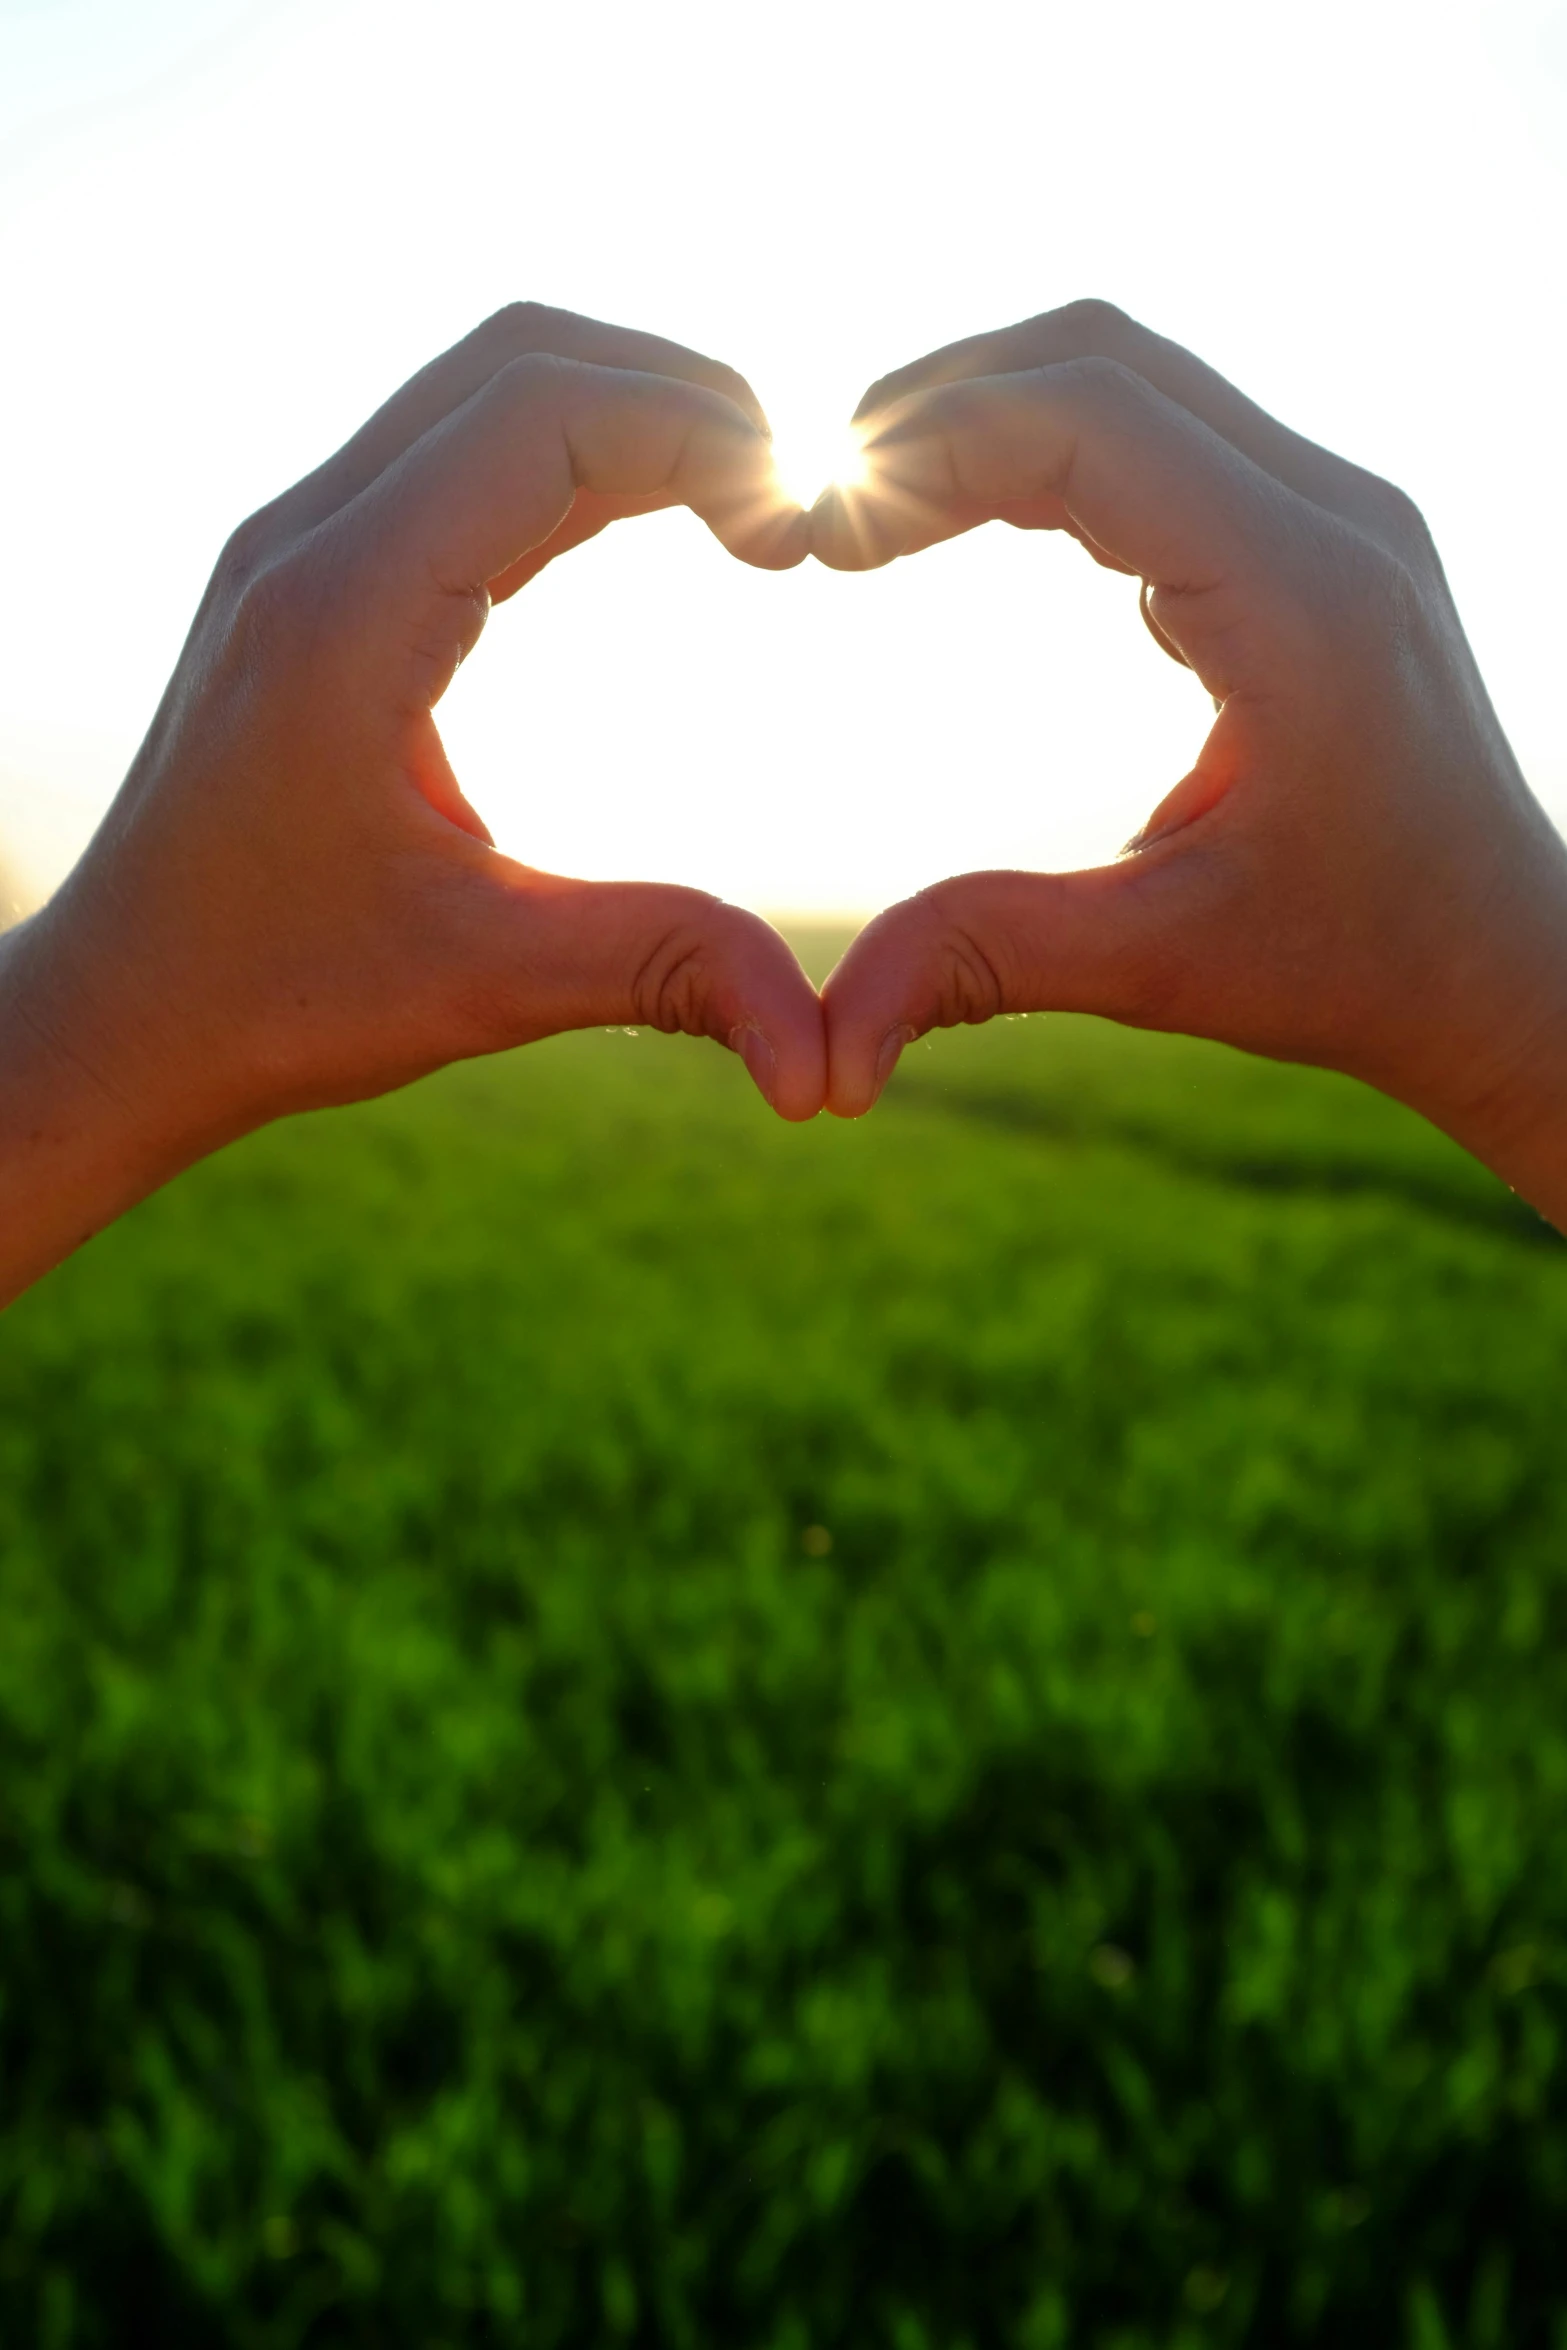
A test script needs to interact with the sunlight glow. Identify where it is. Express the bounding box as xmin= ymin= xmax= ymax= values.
xmin=767 ymin=416 xmax=868 ymax=511
xmin=2 ymin=0 xmax=1563 ymax=915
